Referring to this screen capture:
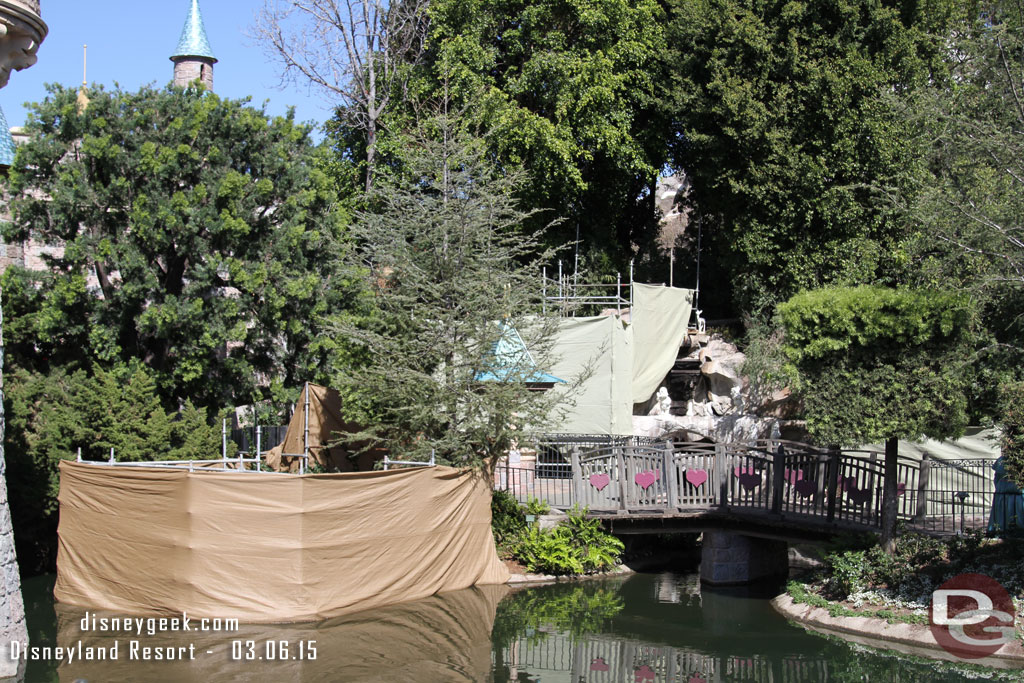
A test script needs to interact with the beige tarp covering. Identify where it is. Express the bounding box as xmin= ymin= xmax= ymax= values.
xmin=864 ymin=427 xmax=999 ymax=463
xmin=862 ymin=427 xmax=1000 ymax=514
xmin=545 ymin=285 xmax=693 ymax=435
xmin=55 ymin=460 xmax=509 ymax=622
xmin=265 ymin=383 xmax=385 ymax=472
xmin=547 ymin=316 xmax=634 ymax=435
xmin=630 ymin=283 xmax=694 ymax=403
xmin=55 ymin=584 xmax=508 ymax=682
